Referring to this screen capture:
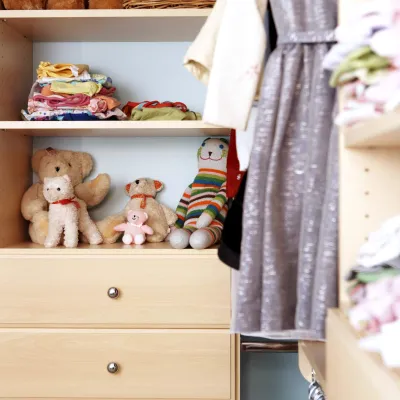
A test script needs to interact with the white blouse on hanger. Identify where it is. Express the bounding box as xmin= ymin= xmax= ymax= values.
xmin=184 ymin=0 xmax=268 ymax=131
